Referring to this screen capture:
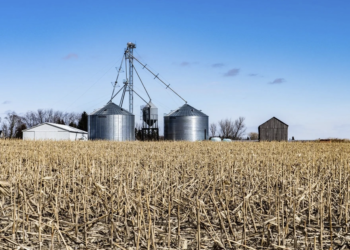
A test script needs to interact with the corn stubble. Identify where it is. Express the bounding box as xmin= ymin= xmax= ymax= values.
xmin=0 ymin=140 xmax=350 ymax=249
